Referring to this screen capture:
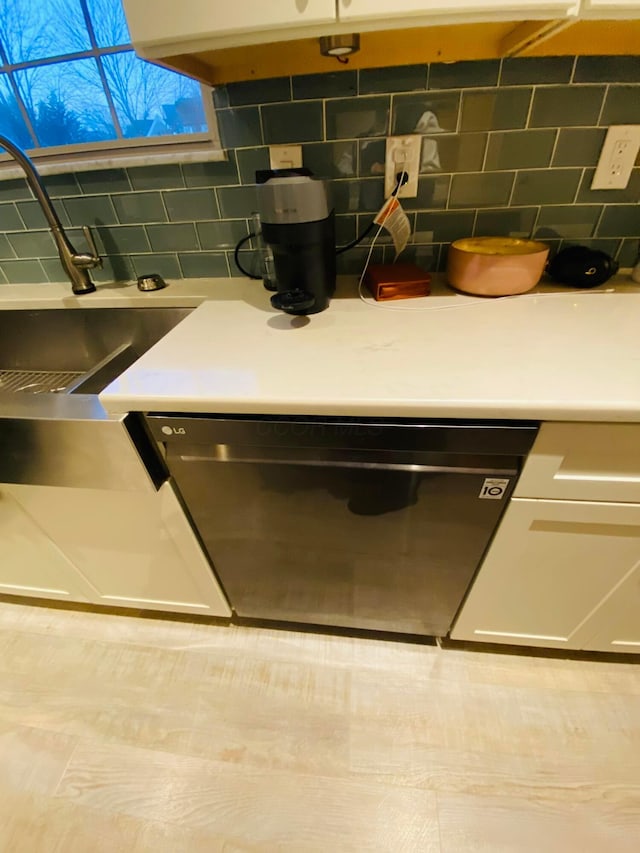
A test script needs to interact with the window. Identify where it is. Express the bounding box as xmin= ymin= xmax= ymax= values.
xmin=0 ymin=0 xmax=219 ymax=162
